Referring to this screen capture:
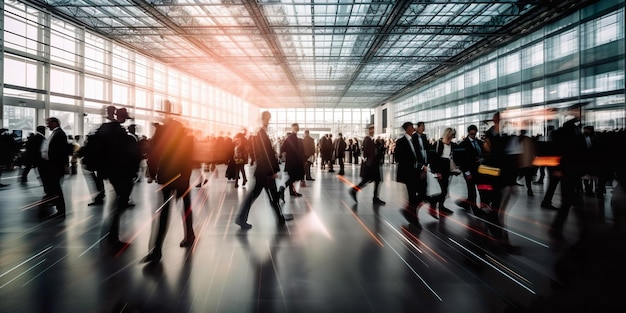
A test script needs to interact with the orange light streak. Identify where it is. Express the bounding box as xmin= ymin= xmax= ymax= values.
xmin=341 ymin=200 xmax=383 ymax=247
